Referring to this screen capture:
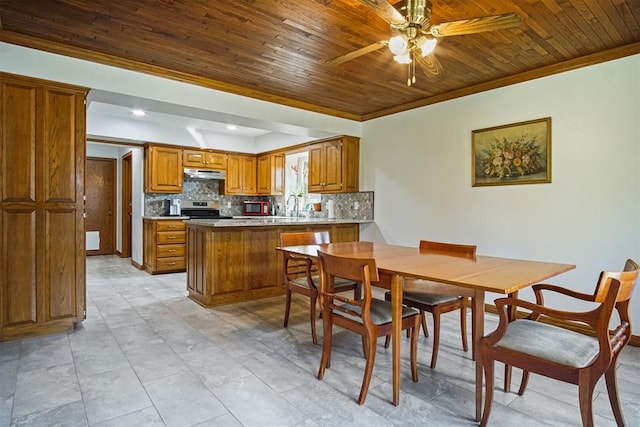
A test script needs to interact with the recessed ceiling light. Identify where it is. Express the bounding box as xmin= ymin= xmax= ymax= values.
xmin=226 ymin=124 xmax=237 ymax=131
xmin=131 ymin=109 xmax=146 ymax=117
